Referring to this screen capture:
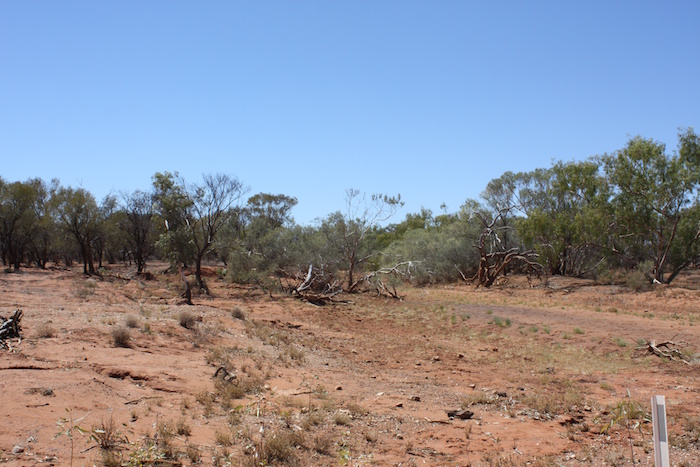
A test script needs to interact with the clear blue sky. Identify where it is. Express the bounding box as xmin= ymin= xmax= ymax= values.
xmin=2 ymin=1 xmax=699 ymax=225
